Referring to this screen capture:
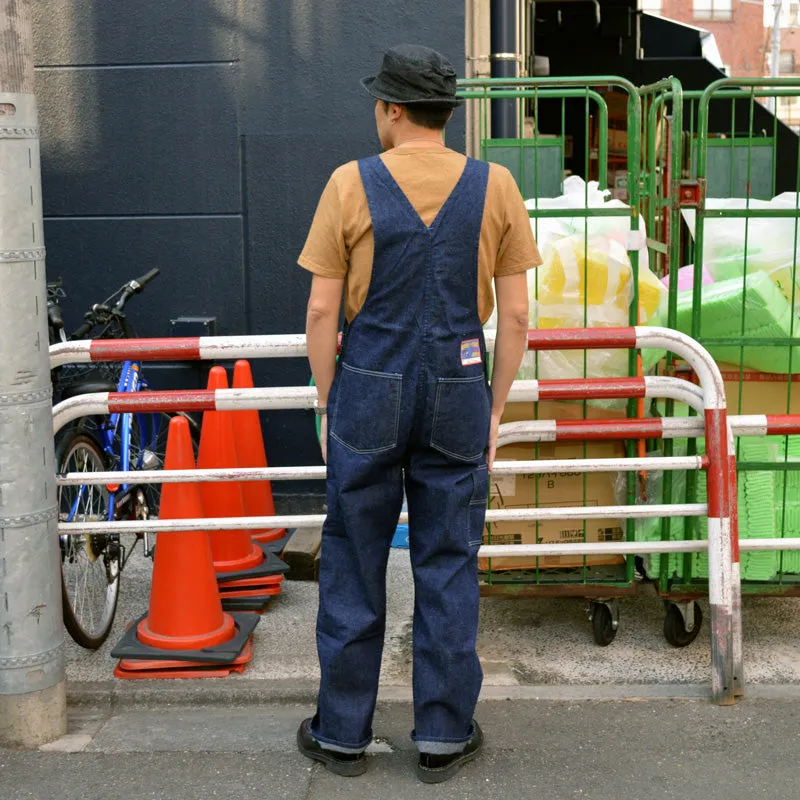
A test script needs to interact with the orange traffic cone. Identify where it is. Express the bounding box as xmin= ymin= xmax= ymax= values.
xmin=111 ymin=416 xmax=258 ymax=678
xmin=200 ymin=366 xmax=267 ymax=573
xmin=231 ymin=360 xmax=286 ymax=545
xmin=198 ymin=367 xmax=287 ymax=612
